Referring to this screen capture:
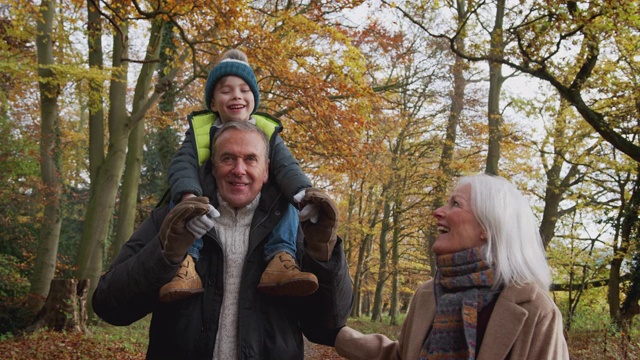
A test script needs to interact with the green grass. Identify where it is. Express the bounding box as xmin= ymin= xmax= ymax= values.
xmin=347 ymin=314 xmax=404 ymax=341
